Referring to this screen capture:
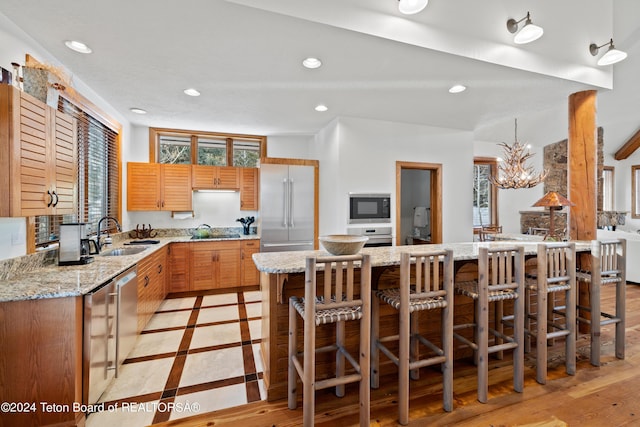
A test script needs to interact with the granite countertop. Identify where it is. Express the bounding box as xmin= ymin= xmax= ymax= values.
xmin=0 ymin=234 xmax=260 ymax=303
xmin=252 ymin=240 xmax=593 ymax=274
